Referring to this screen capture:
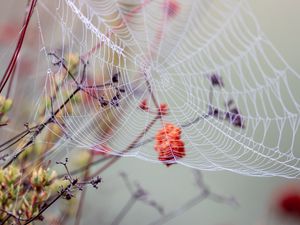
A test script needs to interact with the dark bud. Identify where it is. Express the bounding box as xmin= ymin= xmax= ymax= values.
xmin=230 ymin=111 xmax=244 ymax=128
xmin=208 ymin=106 xmax=220 ymax=117
xmin=72 ymin=178 xmax=78 ymax=186
xmin=116 ymin=93 xmax=121 ymax=100
xmin=90 ymin=176 xmax=102 ymax=189
xmin=65 ymin=192 xmax=73 ymax=200
xmin=225 ymin=108 xmax=244 ymax=128
xmin=112 ymin=72 xmax=119 ymax=83
xmin=99 ymin=97 xmax=109 ymax=107
xmin=110 ymin=98 xmax=119 ymax=107
xmin=209 ymin=73 xmax=224 ymax=87
xmin=119 ymin=88 xmax=125 ymax=93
